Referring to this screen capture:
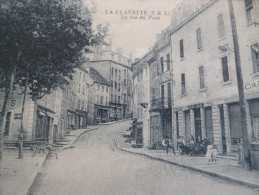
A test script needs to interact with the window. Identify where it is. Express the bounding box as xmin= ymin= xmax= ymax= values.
xmin=199 ymin=66 xmax=205 ymax=89
xmin=4 ymin=112 xmax=11 ymax=136
xmin=124 ymin=69 xmax=126 ymax=77
xmin=166 ymin=53 xmax=170 ymax=71
xmin=124 ymin=79 xmax=126 ymax=88
xmin=115 ymin=69 xmax=117 ymax=79
xmin=160 ymin=57 xmax=164 ymax=73
xmin=96 ymin=95 xmax=99 ymax=104
xmin=180 ymin=39 xmax=184 ymax=58
xmin=114 ymin=95 xmax=117 ymax=103
xmin=245 ymin=0 xmax=253 ymax=23
xmin=111 ymin=95 xmax=113 ymax=102
xmin=152 ymin=88 xmax=155 ymax=100
xmin=167 ymin=82 xmax=171 ymax=102
xmin=78 ymin=84 xmax=81 ymax=93
xmin=181 ymin=73 xmax=186 ymax=95
xmin=196 ymin=28 xmax=202 ymax=50
xmin=221 ymin=56 xmax=230 ymax=82
xmin=83 ymin=85 xmax=85 ymax=94
xmin=124 ymin=94 xmax=127 ymax=103
xmin=98 ymin=85 xmax=100 ymax=91
xmin=100 ymin=96 xmax=103 ymax=105
xmin=217 ymin=14 xmax=225 ymax=38
xmin=115 ymin=81 xmax=117 ymax=89
xmin=111 ymin=68 xmax=114 ymax=78
xmin=119 ymin=70 xmax=121 ymax=80
xmin=102 ymin=86 xmax=104 ymax=92
xmin=251 ymin=43 xmax=259 ymax=73
xmin=118 ymin=96 xmax=120 ymax=103
xmin=111 ymin=80 xmax=113 ymax=88
xmin=106 ymin=86 xmax=108 ymax=92
xmin=118 ymin=84 xmax=120 ymax=91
